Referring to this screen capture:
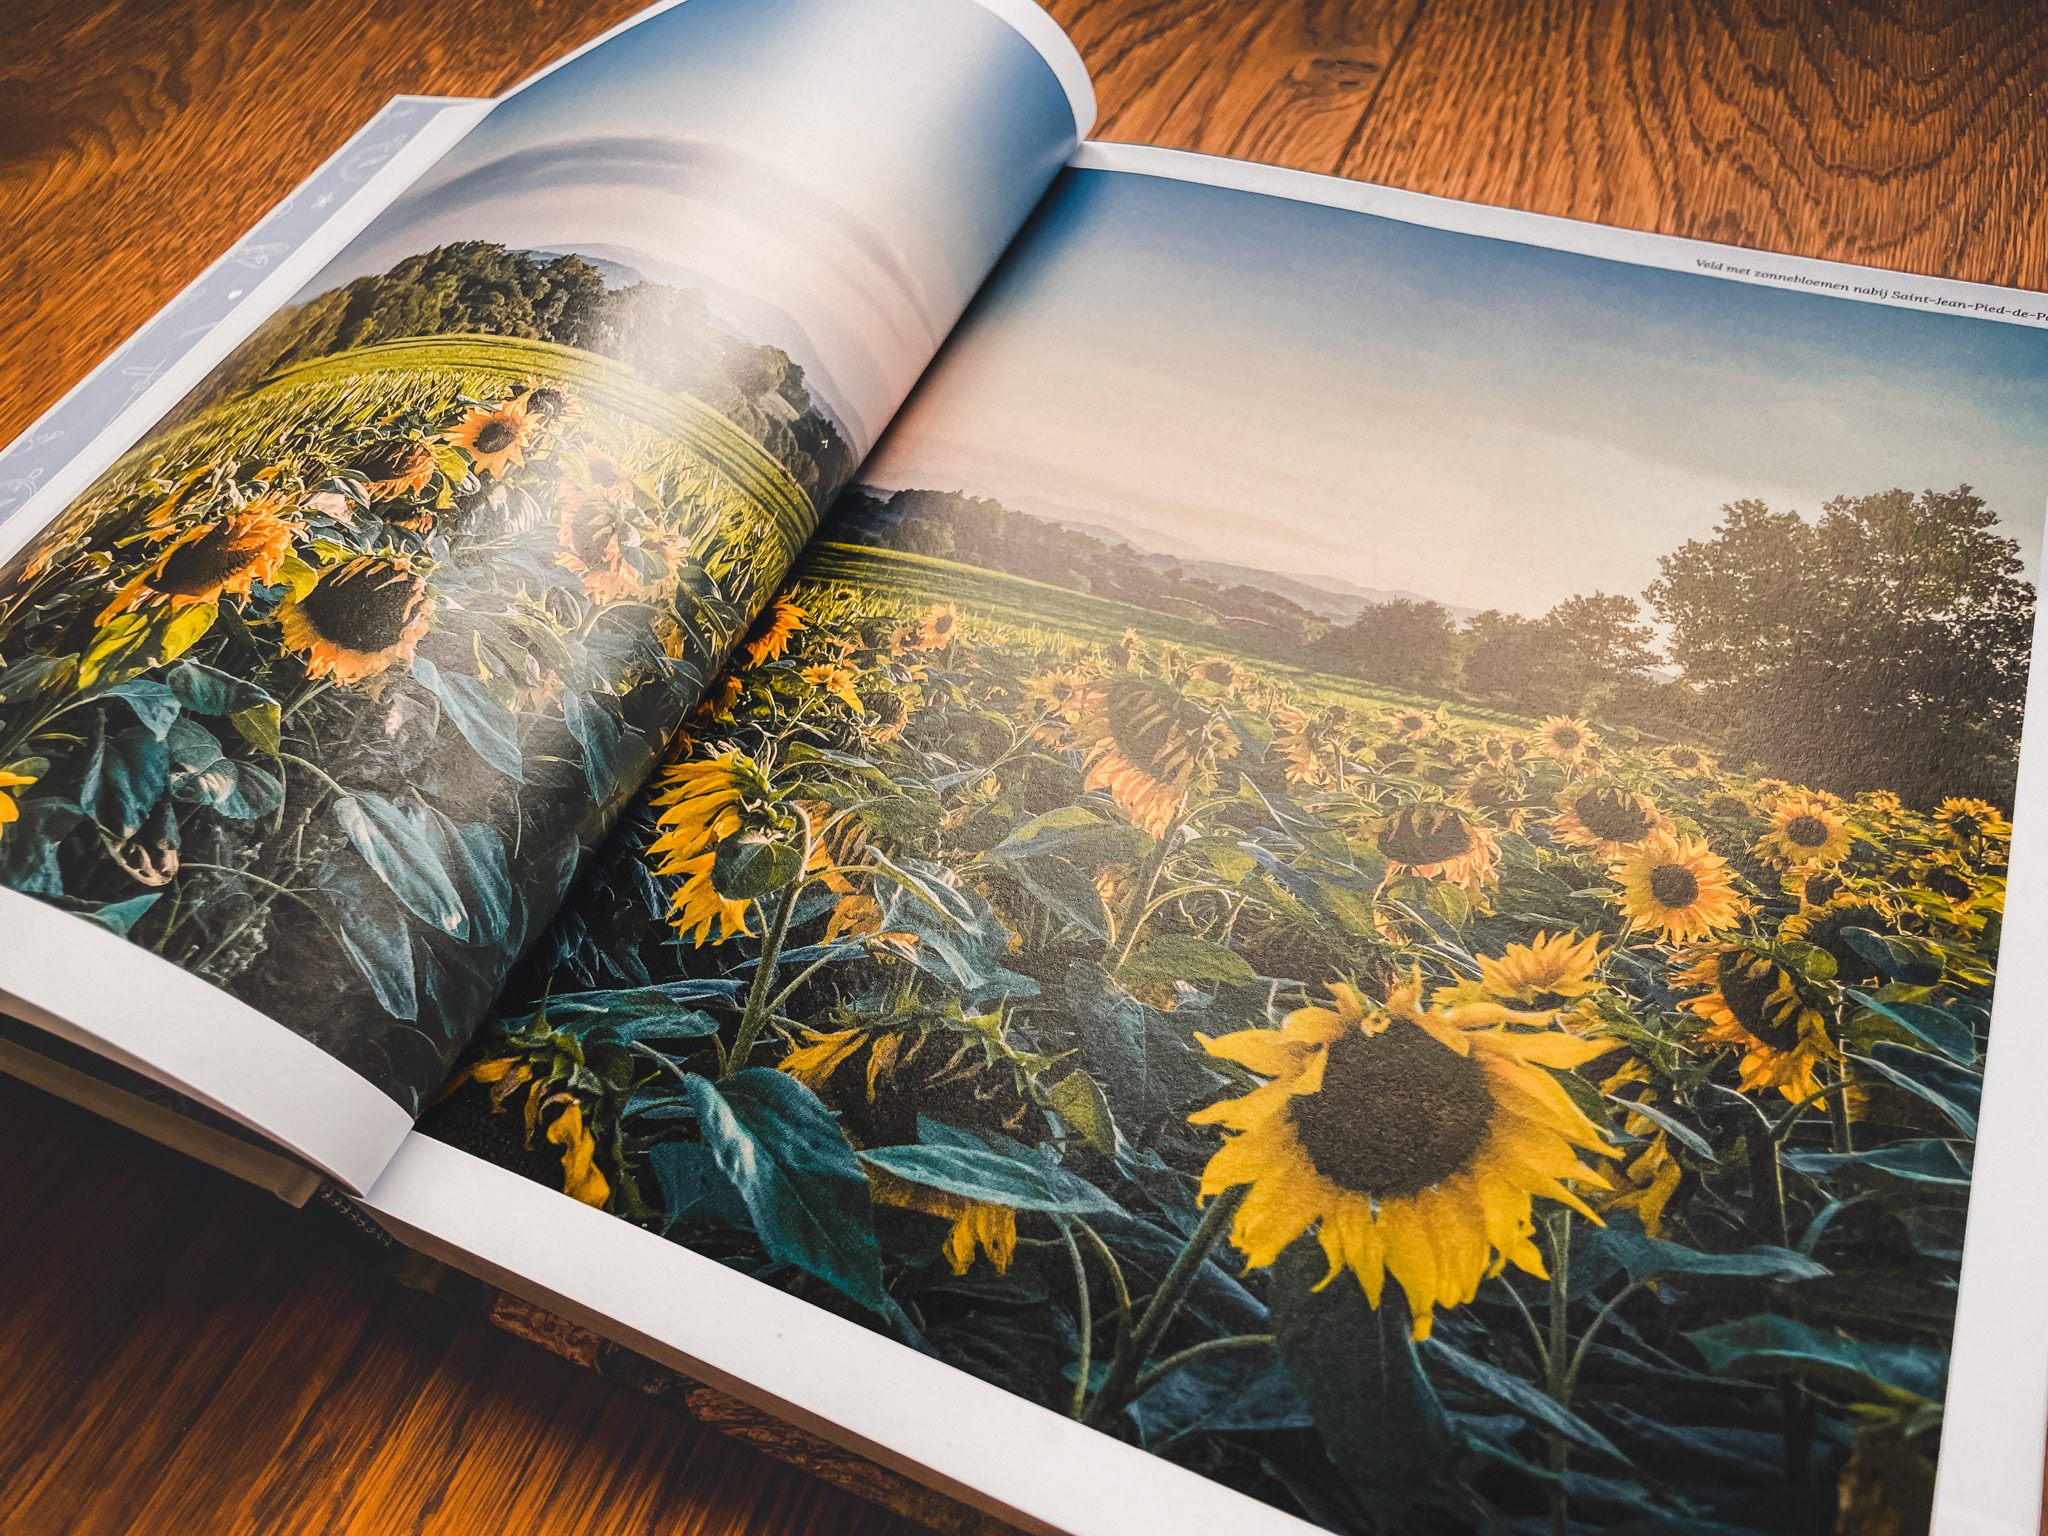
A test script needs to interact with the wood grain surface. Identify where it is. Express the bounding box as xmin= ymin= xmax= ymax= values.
xmin=1 ymin=1 xmax=2042 ymax=1532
